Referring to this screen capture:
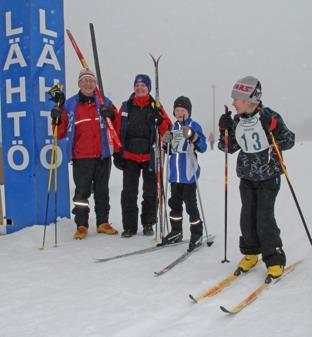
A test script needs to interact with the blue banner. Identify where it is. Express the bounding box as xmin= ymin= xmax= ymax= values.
xmin=0 ymin=0 xmax=70 ymax=233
